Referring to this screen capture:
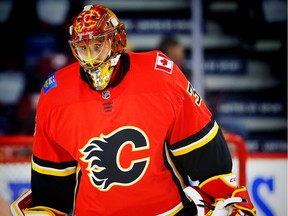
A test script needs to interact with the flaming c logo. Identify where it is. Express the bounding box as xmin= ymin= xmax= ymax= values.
xmin=80 ymin=126 xmax=150 ymax=191
xmin=75 ymin=9 xmax=100 ymax=33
